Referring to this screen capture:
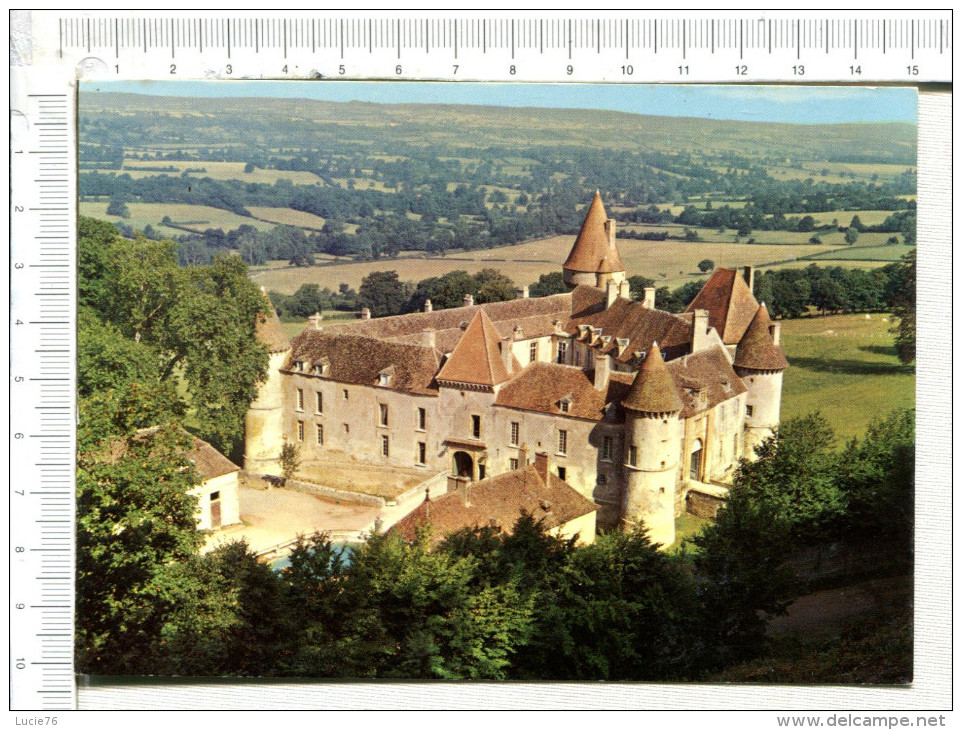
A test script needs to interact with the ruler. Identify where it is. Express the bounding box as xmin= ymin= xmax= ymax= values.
xmin=7 ymin=8 xmax=950 ymax=712
xmin=26 ymin=10 xmax=953 ymax=82
xmin=9 ymin=69 xmax=77 ymax=711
